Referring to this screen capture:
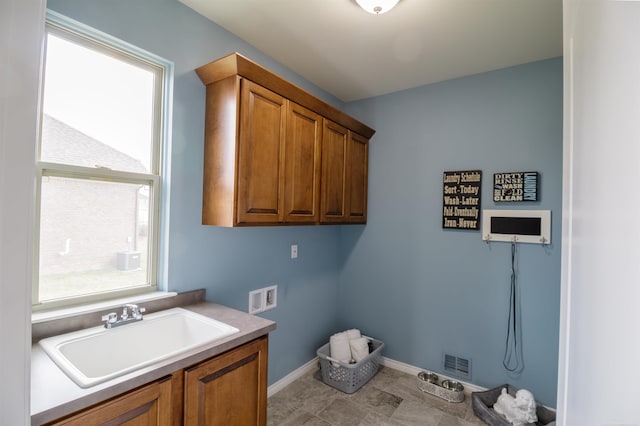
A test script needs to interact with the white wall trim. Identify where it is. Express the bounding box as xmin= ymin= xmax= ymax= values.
xmin=0 ymin=0 xmax=46 ymax=423
xmin=380 ymin=356 xmax=486 ymax=394
xmin=268 ymin=357 xmax=319 ymax=397
xmin=267 ymin=355 xmax=486 ymax=397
